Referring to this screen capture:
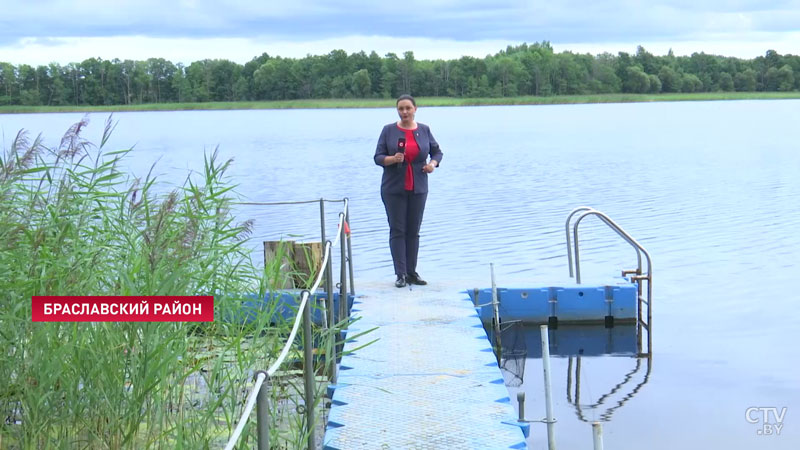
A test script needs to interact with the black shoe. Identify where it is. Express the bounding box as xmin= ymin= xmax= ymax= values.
xmin=406 ymin=272 xmax=427 ymax=285
xmin=395 ymin=275 xmax=407 ymax=288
